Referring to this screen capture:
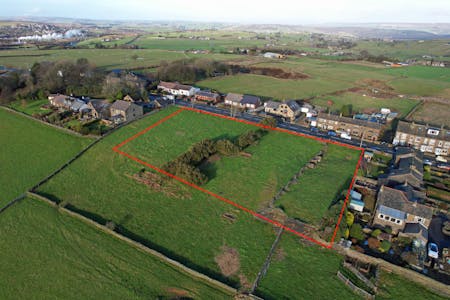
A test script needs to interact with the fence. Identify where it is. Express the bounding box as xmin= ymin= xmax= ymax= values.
xmin=337 ymin=270 xmax=375 ymax=300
